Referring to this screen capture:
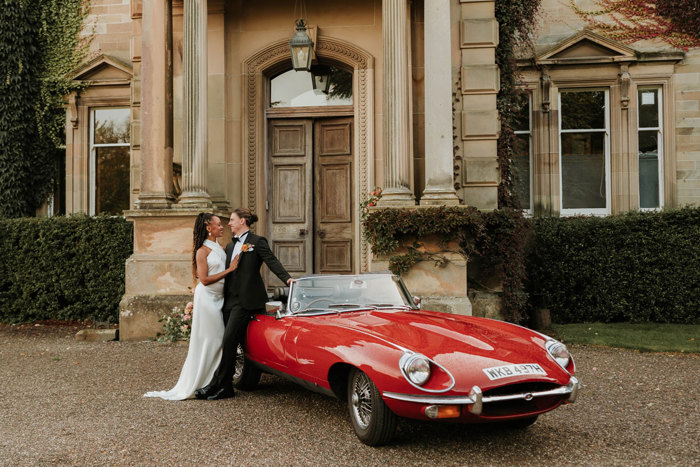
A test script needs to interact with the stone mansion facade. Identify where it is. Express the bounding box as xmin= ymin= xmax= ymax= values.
xmin=62 ymin=0 xmax=700 ymax=338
